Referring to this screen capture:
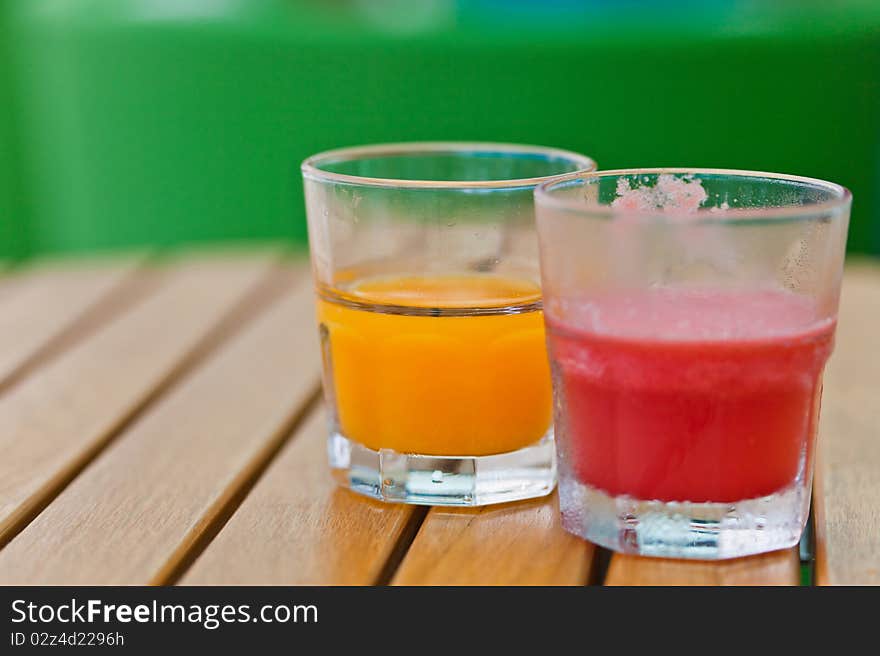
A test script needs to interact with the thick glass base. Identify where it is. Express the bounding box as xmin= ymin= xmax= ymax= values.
xmin=558 ymin=474 xmax=810 ymax=560
xmin=328 ymin=430 xmax=556 ymax=506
